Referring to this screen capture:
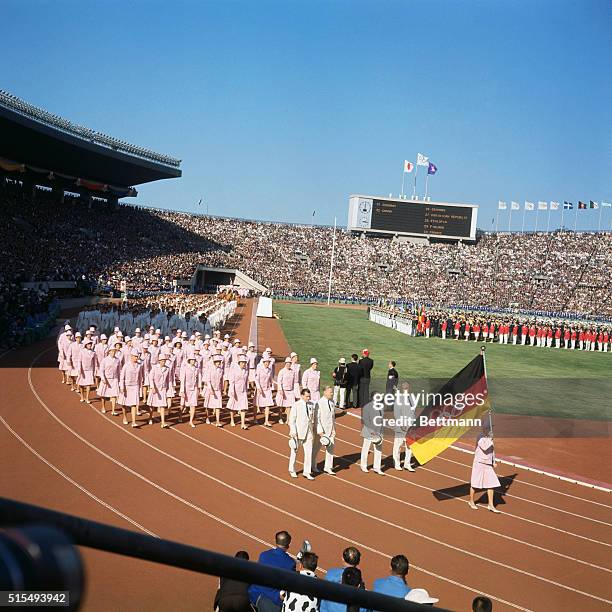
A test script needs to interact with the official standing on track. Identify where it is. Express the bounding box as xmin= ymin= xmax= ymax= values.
xmin=288 ymin=388 xmax=316 ymax=480
xmin=314 ymin=386 xmax=336 ymax=475
xmin=358 ymin=349 xmax=373 ymax=407
xmin=346 ymin=354 xmax=360 ymax=408
xmin=332 ymin=357 xmax=349 ymax=410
